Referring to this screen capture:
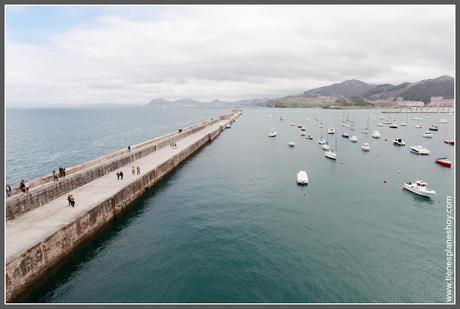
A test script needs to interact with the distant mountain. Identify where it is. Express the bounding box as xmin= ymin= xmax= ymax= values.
xmin=146 ymin=97 xmax=270 ymax=107
xmin=301 ymin=75 xmax=454 ymax=103
xmin=303 ymin=79 xmax=376 ymax=98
